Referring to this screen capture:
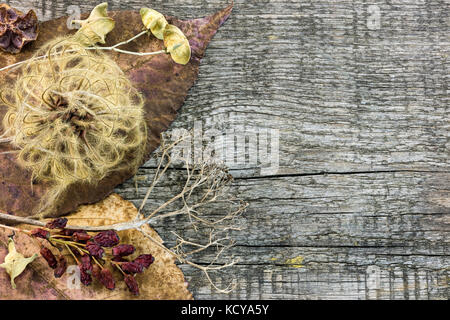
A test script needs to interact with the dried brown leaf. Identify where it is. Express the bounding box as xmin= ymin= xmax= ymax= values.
xmin=0 ymin=193 xmax=193 ymax=300
xmin=0 ymin=4 xmax=233 ymax=219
